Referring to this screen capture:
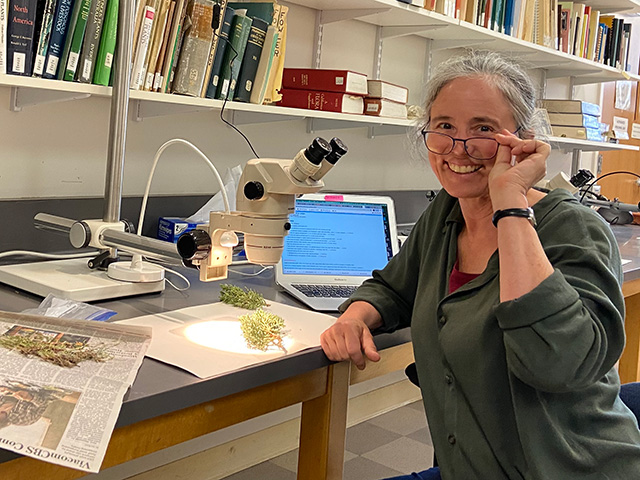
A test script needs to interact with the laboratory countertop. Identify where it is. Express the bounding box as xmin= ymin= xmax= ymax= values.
xmin=0 ymin=222 xmax=639 ymax=465
xmin=612 ymin=225 xmax=640 ymax=283
xmin=0 ymin=263 xmax=411 ymax=465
